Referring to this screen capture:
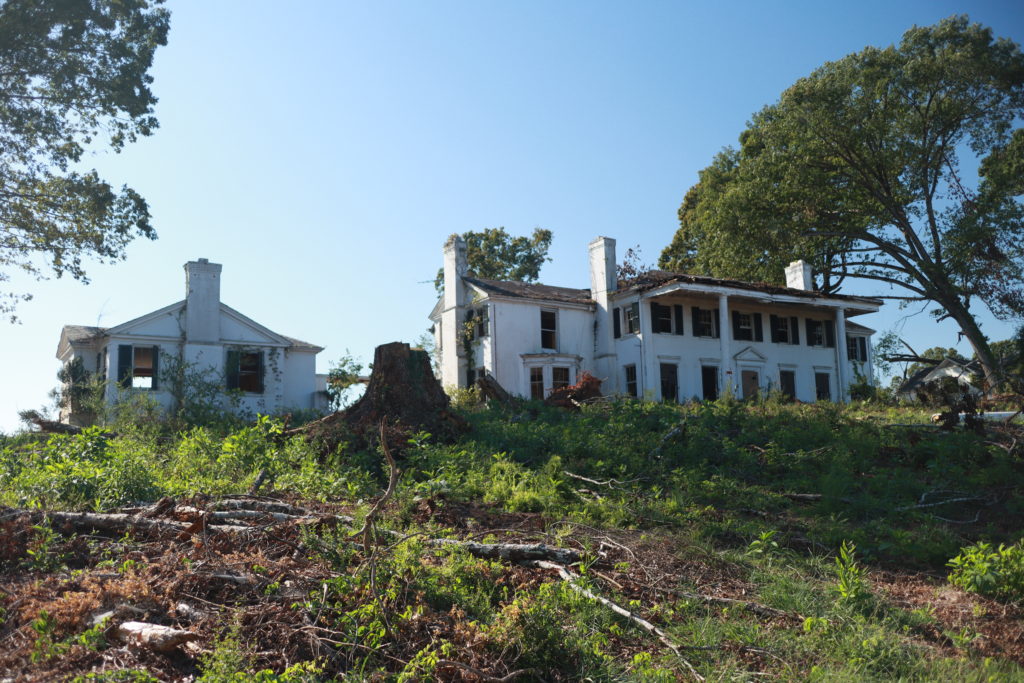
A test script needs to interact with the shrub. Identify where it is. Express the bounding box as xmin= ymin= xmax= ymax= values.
xmin=948 ymin=540 xmax=1024 ymax=601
